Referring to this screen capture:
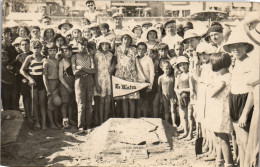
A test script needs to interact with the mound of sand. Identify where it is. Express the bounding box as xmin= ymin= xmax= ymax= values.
xmin=89 ymin=118 xmax=177 ymax=155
